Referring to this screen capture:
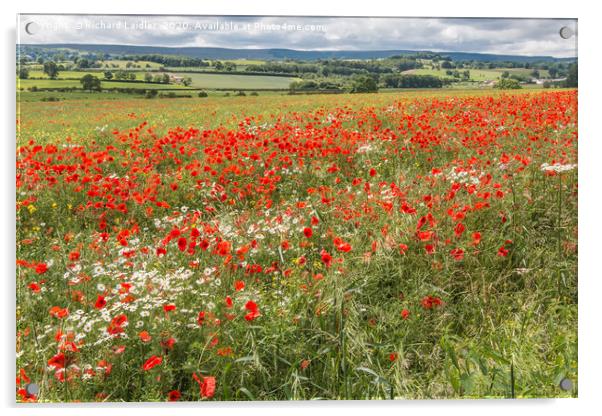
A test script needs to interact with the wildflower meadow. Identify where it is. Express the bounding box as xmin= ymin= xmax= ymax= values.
xmin=16 ymin=89 xmax=577 ymax=401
